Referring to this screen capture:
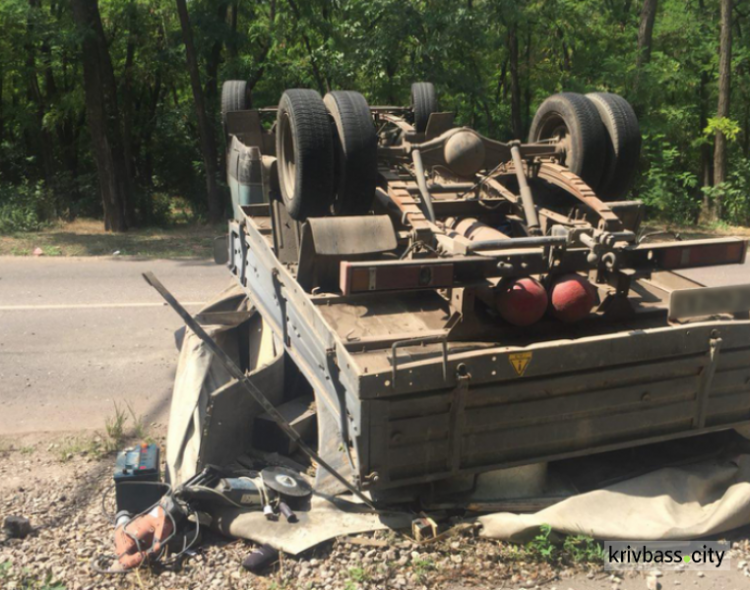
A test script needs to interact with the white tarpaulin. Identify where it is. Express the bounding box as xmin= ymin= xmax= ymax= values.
xmin=166 ymin=282 xmax=256 ymax=485
xmin=479 ymin=452 xmax=750 ymax=542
